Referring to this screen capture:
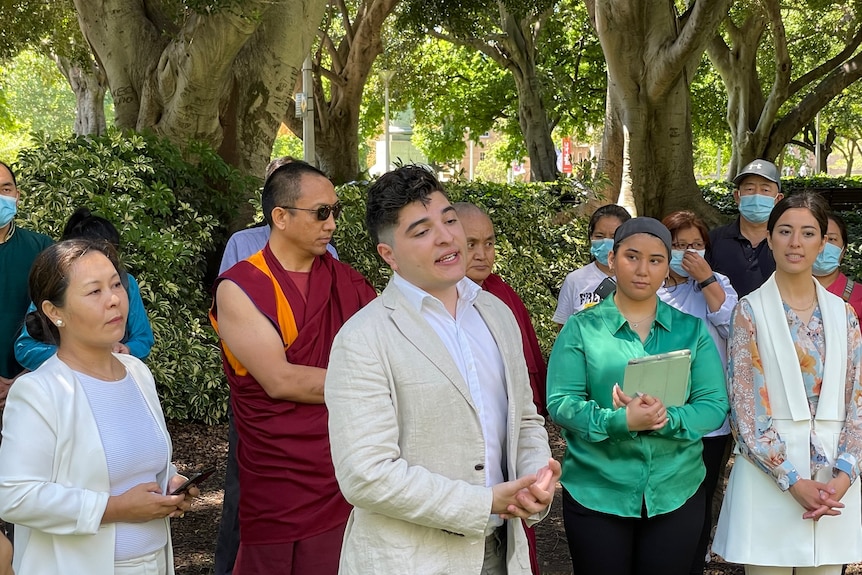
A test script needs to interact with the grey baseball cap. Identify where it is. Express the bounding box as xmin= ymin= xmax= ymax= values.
xmin=733 ymin=159 xmax=781 ymax=191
